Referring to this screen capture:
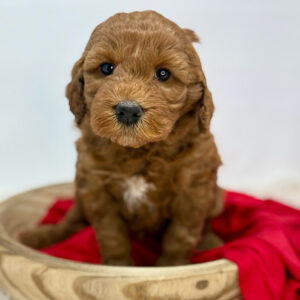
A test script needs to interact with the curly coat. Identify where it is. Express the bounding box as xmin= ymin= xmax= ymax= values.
xmin=20 ymin=11 xmax=222 ymax=266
